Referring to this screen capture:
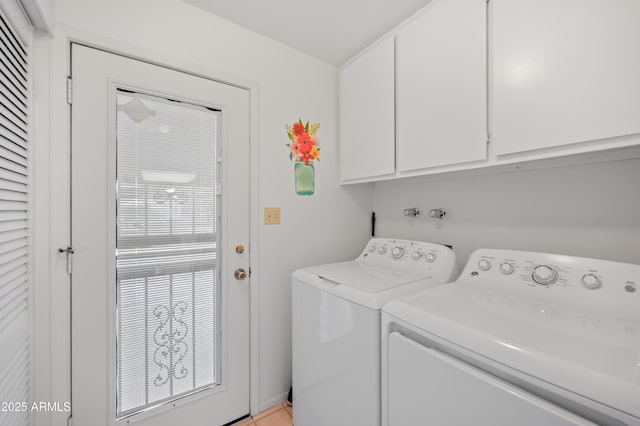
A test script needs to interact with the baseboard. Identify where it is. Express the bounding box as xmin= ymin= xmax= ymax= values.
xmin=258 ymin=390 xmax=289 ymax=414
